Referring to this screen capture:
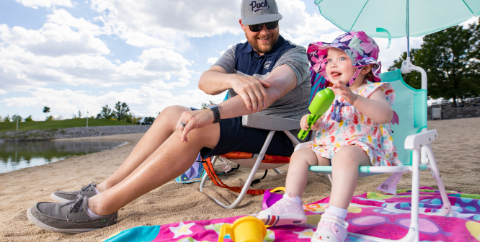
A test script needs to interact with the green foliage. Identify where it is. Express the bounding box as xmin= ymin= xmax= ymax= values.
xmin=389 ymin=19 xmax=480 ymax=106
xmin=99 ymin=105 xmax=115 ymax=119
xmin=0 ymin=118 xmax=135 ymax=132
xmin=3 ymin=115 xmax=11 ymax=123
xmin=46 ymin=115 xmax=54 ymax=121
xmin=114 ymin=101 xmax=130 ymax=121
xmin=43 ymin=106 xmax=50 ymax=114
xmin=201 ymin=101 xmax=215 ymax=110
xmin=25 ymin=115 xmax=34 ymax=122
xmin=78 ymin=110 xmax=82 ymax=118
xmin=144 ymin=116 xmax=155 ymax=123
xmin=12 ymin=114 xmax=22 ymax=122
